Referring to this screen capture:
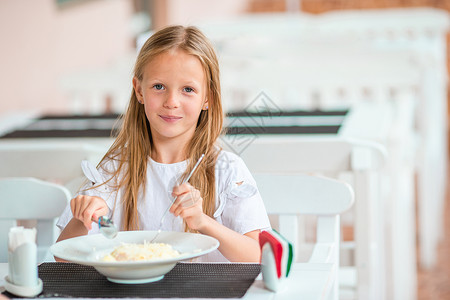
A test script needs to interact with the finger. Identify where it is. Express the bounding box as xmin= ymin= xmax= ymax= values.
xmin=90 ymin=202 xmax=109 ymax=222
xmin=174 ymin=192 xmax=201 ymax=216
xmin=181 ymin=199 xmax=197 ymax=208
xmin=70 ymin=197 xmax=76 ymax=214
xmin=178 ymin=204 xmax=200 ymax=219
xmin=91 ymin=209 xmax=107 ymax=223
xmin=91 ymin=212 xmax=100 ymax=222
xmin=77 ymin=197 xmax=91 ymax=220
xmin=84 ymin=200 xmax=109 ymax=230
xmin=174 ymin=203 xmax=189 ymax=218
xmin=72 ymin=195 xmax=89 ymax=218
xmin=71 ymin=196 xmax=86 ymax=220
xmin=71 ymin=196 xmax=102 ymax=230
xmin=169 ymin=194 xmax=187 ymax=214
xmin=172 ymin=182 xmax=192 ymax=196
xmin=70 ymin=198 xmax=77 ymax=219
xmin=169 ymin=185 xmax=194 ymax=213
xmin=173 ymin=200 xmax=186 ymax=216
xmin=82 ymin=206 xmax=95 ymax=230
xmin=181 ymin=189 xmax=199 ymax=208
xmin=71 ymin=196 xmax=81 ymax=216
